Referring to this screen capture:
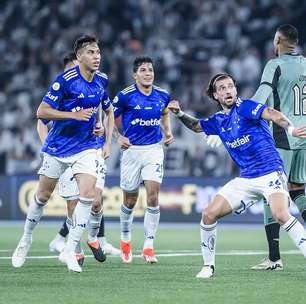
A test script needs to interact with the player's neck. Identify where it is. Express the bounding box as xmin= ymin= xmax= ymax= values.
xmin=136 ymin=83 xmax=152 ymax=96
xmin=79 ymin=65 xmax=95 ymax=82
xmin=278 ymin=46 xmax=296 ymax=56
